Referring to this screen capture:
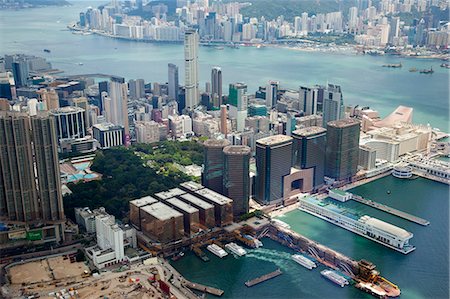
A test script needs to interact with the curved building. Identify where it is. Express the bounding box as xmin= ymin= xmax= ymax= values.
xmin=50 ymin=106 xmax=86 ymax=141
